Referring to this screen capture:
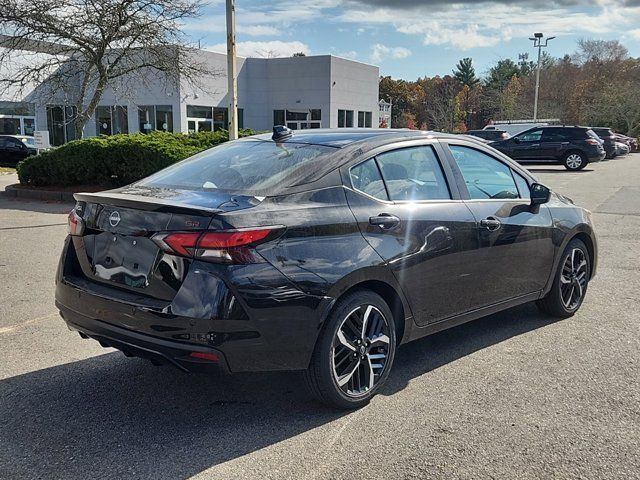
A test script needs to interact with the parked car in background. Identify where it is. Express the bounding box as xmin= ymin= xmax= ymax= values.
xmin=615 ymin=134 xmax=637 ymax=152
xmin=466 ymin=129 xmax=510 ymax=141
xmin=615 ymin=141 xmax=630 ymax=156
xmin=55 ymin=128 xmax=598 ymax=409
xmin=0 ymin=135 xmax=37 ymax=166
xmin=490 ymin=126 xmax=606 ymax=170
xmin=484 ymin=123 xmax=547 ymax=137
xmin=590 ymin=127 xmax=617 ymax=159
